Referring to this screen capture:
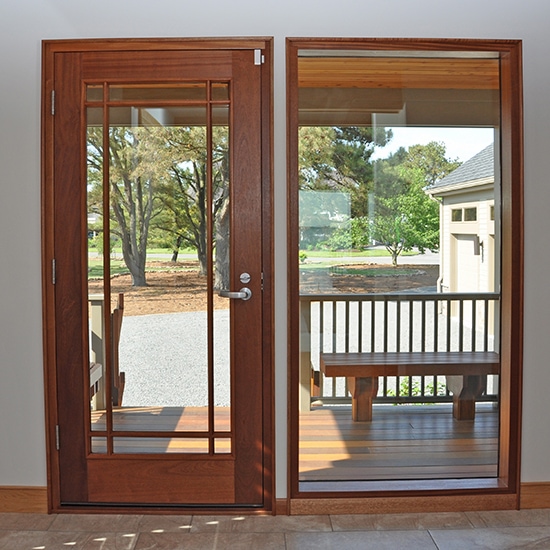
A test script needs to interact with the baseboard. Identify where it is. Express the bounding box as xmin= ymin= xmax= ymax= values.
xmin=0 ymin=486 xmax=48 ymax=513
xmin=275 ymin=498 xmax=289 ymax=515
xmin=290 ymin=493 xmax=518 ymax=515
xmin=1 ymin=483 xmax=547 ymax=514
xmin=521 ymin=482 xmax=550 ymax=509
